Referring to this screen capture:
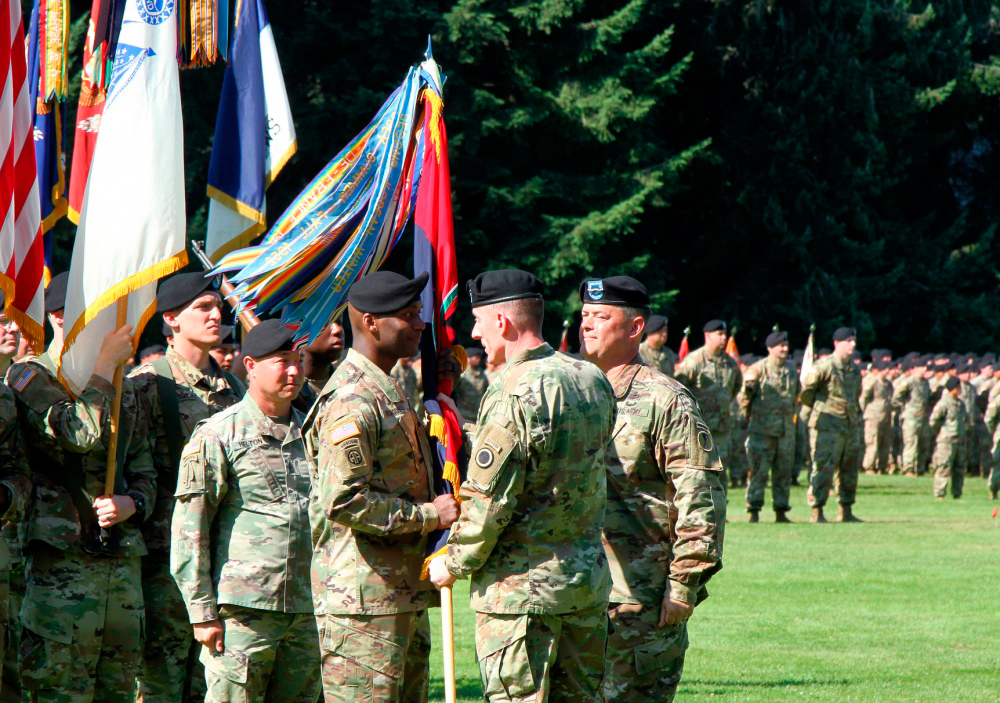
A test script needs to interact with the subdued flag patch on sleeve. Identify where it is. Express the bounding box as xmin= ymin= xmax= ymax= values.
xmin=328 ymin=419 xmax=361 ymax=445
xmin=182 ymin=438 xmax=203 ymax=460
xmin=10 ymin=366 xmax=37 ymax=392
